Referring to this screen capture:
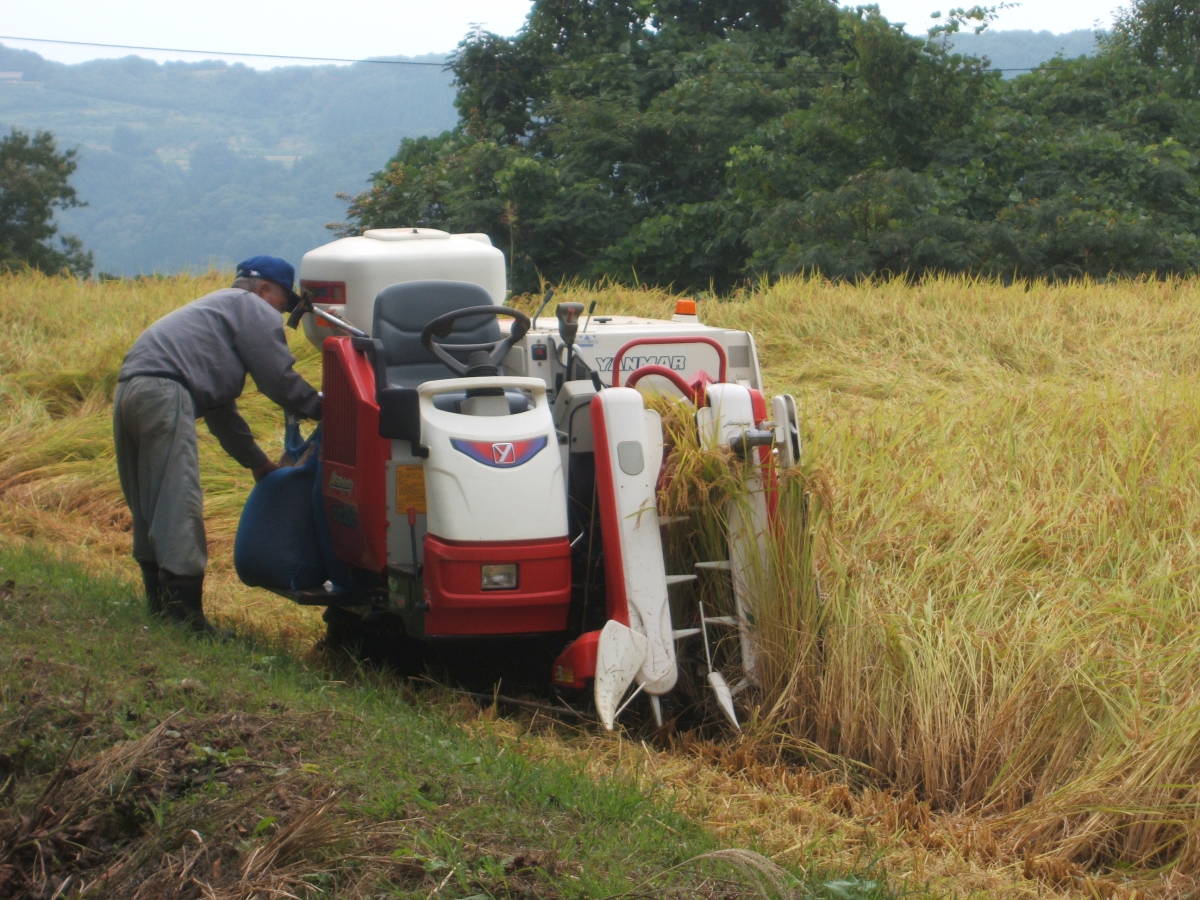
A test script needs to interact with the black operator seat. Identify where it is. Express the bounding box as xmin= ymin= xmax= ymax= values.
xmin=371 ymin=280 xmax=500 ymax=389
